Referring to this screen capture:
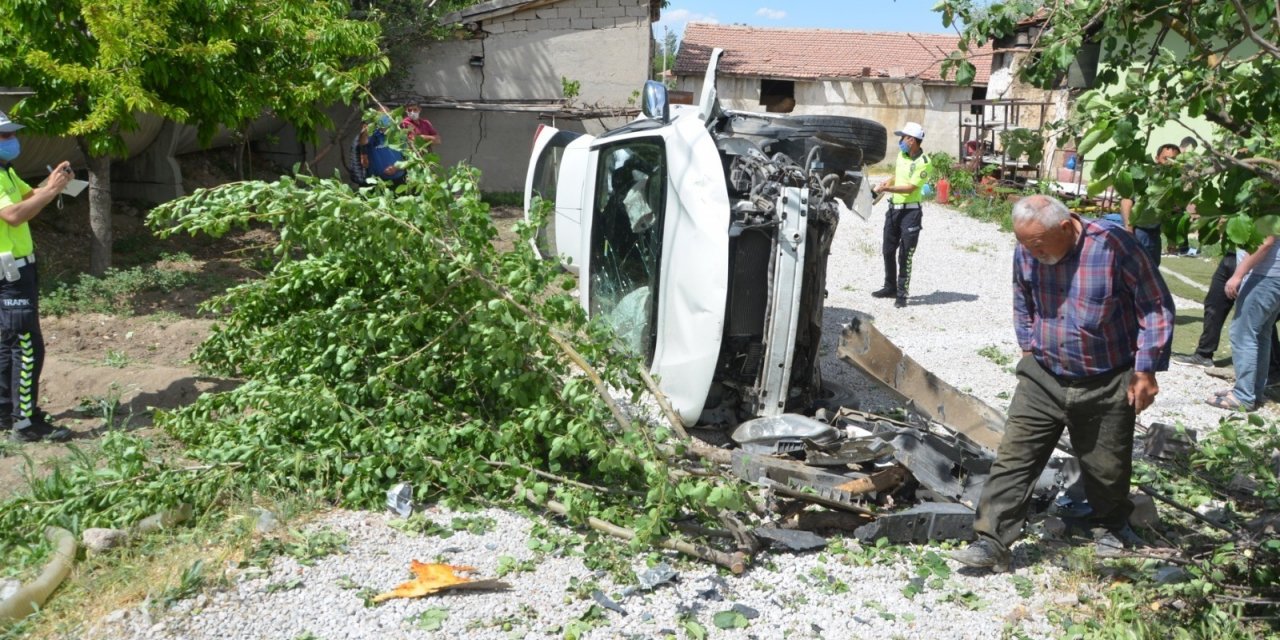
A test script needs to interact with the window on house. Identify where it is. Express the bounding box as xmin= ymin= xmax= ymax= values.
xmin=970 ymin=86 xmax=987 ymax=115
xmin=760 ymin=79 xmax=795 ymax=113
